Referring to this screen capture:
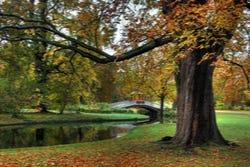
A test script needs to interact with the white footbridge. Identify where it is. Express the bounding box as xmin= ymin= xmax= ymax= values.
xmin=110 ymin=100 xmax=161 ymax=113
